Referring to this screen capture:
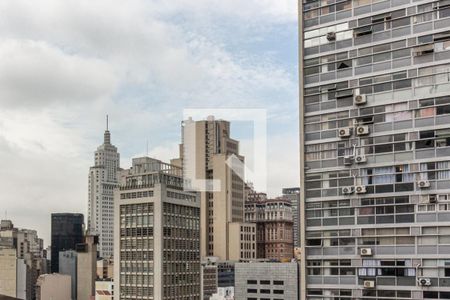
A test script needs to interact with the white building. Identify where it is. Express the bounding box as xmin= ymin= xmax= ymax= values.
xmin=210 ymin=287 xmax=234 ymax=300
xmin=95 ymin=280 xmax=113 ymax=300
xmin=88 ymin=117 xmax=120 ymax=259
